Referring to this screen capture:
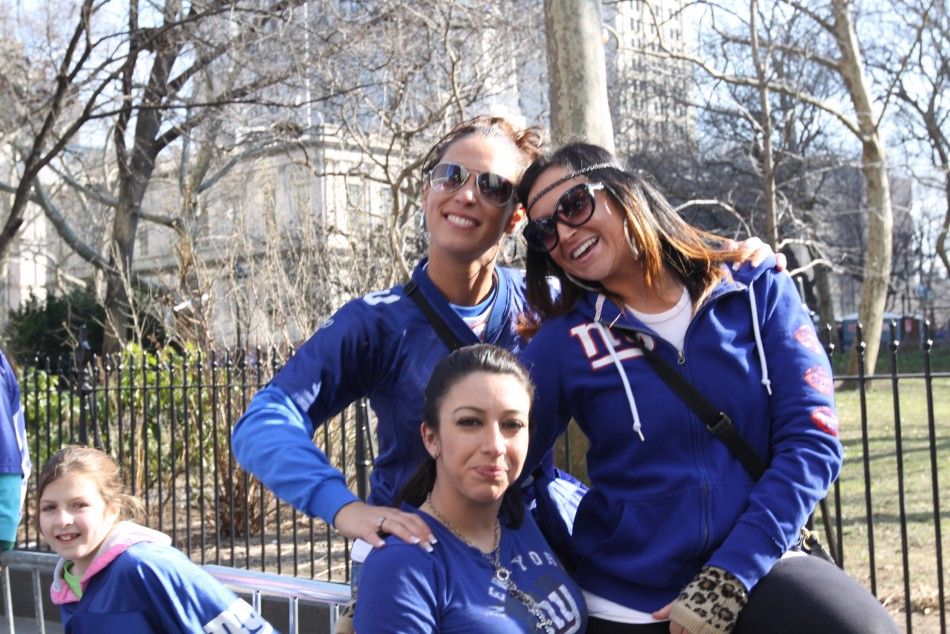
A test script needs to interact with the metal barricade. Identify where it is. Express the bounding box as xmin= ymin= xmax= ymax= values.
xmin=0 ymin=550 xmax=350 ymax=633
